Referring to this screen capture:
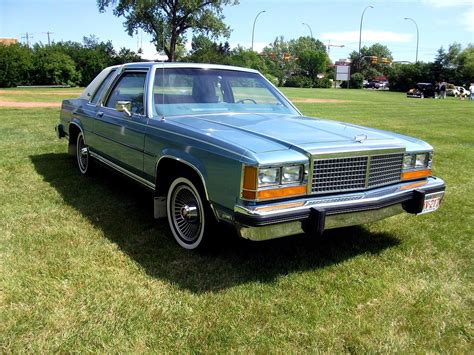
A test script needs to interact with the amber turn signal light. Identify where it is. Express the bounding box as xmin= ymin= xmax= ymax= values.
xmin=401 ymin=169 xmax=431 ymax=180
xmin=257 ymin=185 xmax=306 ymax=200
